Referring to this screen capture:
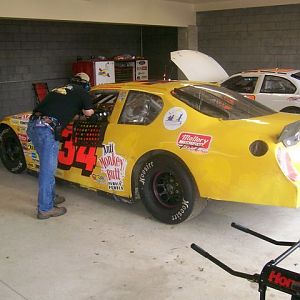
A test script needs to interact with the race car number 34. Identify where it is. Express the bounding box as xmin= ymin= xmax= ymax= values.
xmin=58 ymin=125 xmax=97 ymax=176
